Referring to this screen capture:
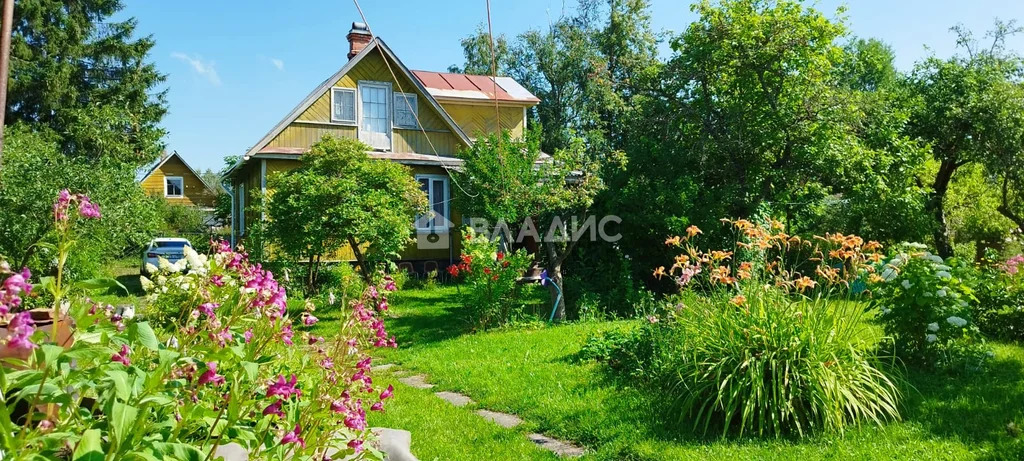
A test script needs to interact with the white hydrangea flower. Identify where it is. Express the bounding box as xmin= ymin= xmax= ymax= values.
xmin=934 ymin=264 xmax=952 ymax=271
xmin=907 ymin=243 xmax=928 ymax=250
xmin=145 ymin=263 xmax=158 ymax=275
xmin=958 ymin=300 xmax=969 ymax=308
xmin=120 ymin=305 xmax=135 ymax=320
xmin=140 ymin=276 xmax=154 ymax=291
xmin=924 ymin=291 xmax=933 ymax=297
xmin=936 ymin=271 xmax=952 ymax=280
xmin=901 ymin=279 xmax=913 ymax=289
xmin=936 ymin=289 xmax=947 ymax=298
xmin=927 ymin=254 xmax=944 ymax=264
xmin=882 ymin=307 xmax=892 ymax=315
xmin=171 ymin=258 xmax=188 ymax=273
xmin=946 ymin=316 xmax=967 ymax=327
xmin=880 ymin=267 xmax=898 ymax=281
xmin=926 ymin=334 xmax=938 ymax=343
xmin=927 ymin=322 xmax=940 ymax=332
xmin=158 ymin=257 xmax=173 ymax=272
